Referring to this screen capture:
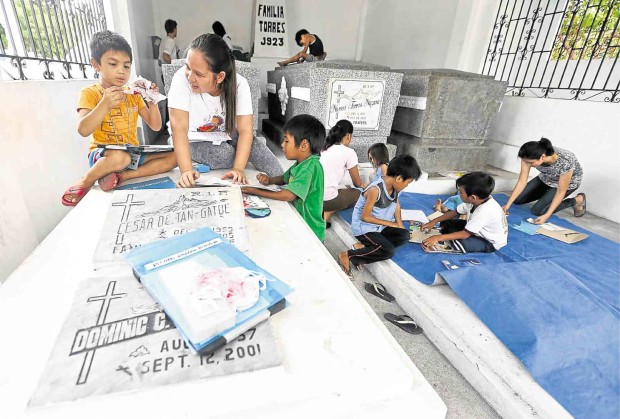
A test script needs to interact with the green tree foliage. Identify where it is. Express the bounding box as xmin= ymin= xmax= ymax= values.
xmin=552 ymin=0 xmax=620 ymax=60
xmin=0 ymin=24 xmax=7 ymax=50
xmin=3 ymin=0 xmax=104 ymax=62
